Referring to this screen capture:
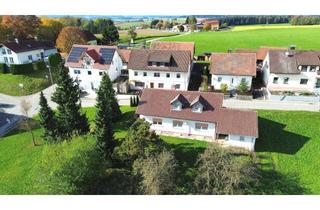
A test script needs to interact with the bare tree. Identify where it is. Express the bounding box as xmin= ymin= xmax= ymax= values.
xmin=21 ymin=99 xmax=36 ymax=146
